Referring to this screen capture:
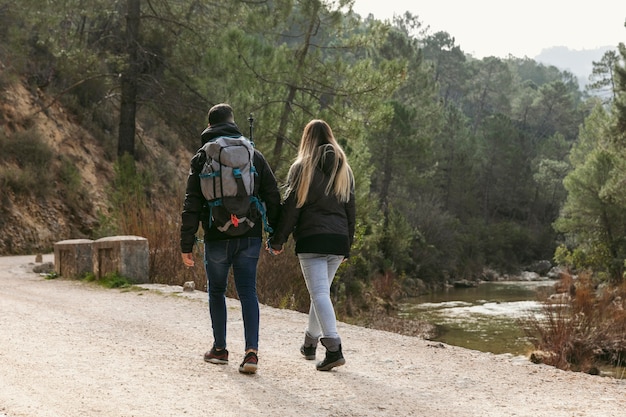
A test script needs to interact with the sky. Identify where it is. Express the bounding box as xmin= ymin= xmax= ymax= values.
xmin=350 ymin=0 xmax=626 ymax=59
